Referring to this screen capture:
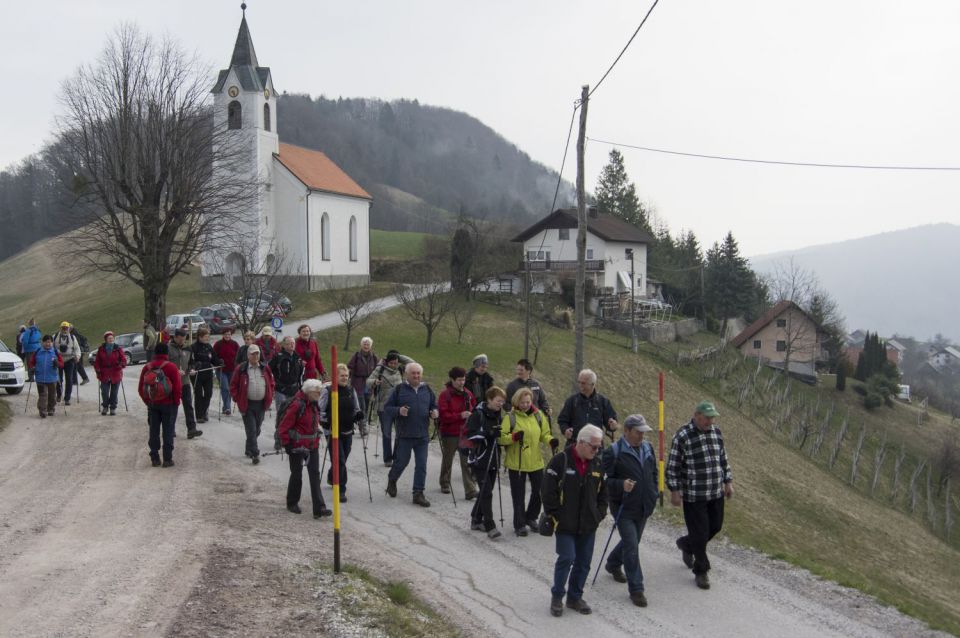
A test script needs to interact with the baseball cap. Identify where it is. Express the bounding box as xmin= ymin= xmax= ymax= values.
xmin=695 ymin=400 xmax=720 ymax=417
xmin=624 ymin=414 xmax=653 ymax=432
